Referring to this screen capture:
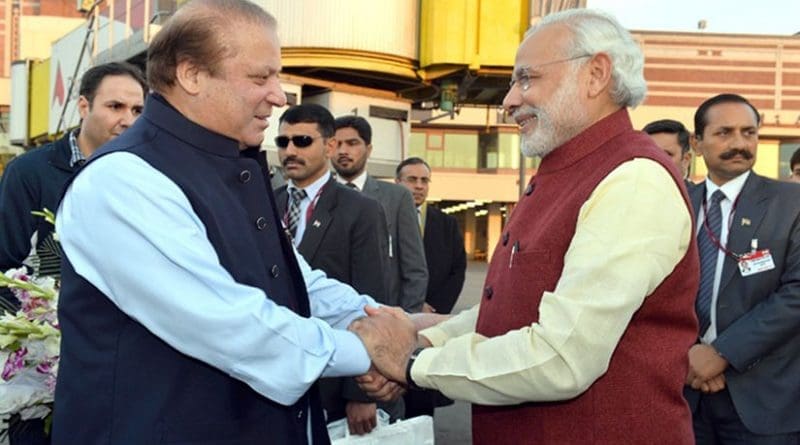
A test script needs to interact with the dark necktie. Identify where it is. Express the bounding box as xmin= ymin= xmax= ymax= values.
xmin=287 ymin=187 xmax=307 ymax=238
xmin=696 ymin=190 xmax=725 ymax=336
xmin=345 ymin=182 xmax=358 ymax=191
